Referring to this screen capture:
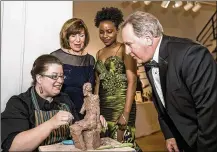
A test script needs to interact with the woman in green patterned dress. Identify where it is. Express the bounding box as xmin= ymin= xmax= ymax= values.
xmin=94 ymin=7 xmax=140 ymax=151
